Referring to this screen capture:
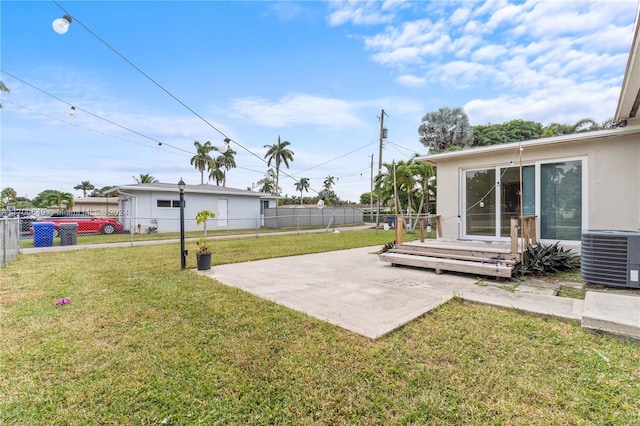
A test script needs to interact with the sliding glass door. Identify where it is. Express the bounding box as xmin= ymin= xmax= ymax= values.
xmin=465 ymin=169 xmax=496 ymax=236
xmin=540 ymin=160 xmax=582 ymax=240
xmin=463 ymin=159 xmax=583 ymax=241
